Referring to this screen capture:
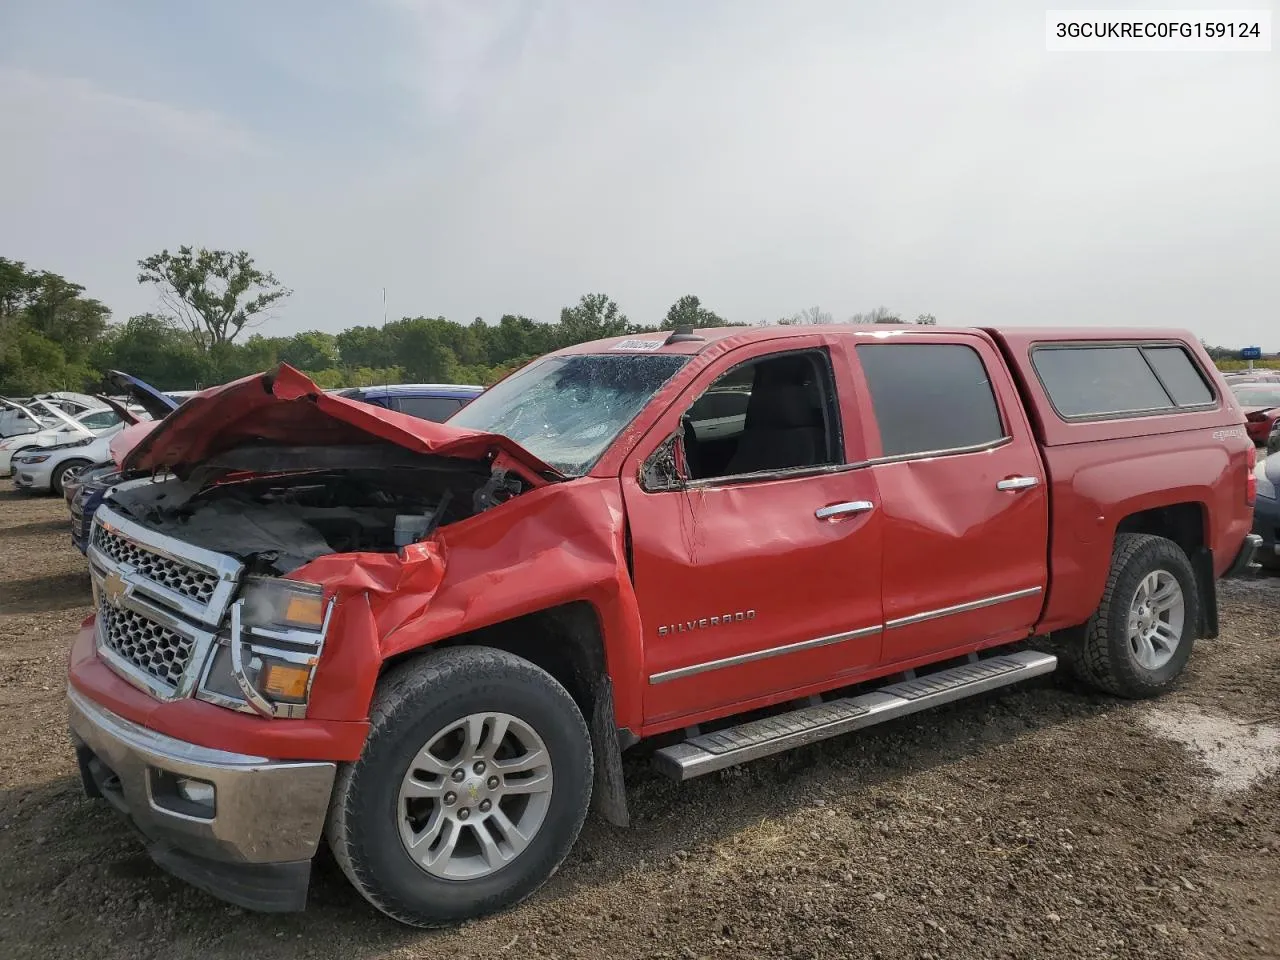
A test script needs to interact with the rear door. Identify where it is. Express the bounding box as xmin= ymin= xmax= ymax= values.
xmin=851 ymin=334 xmax=1049 ymax=664
xmin=620 ymin=335 xmax=885 ymax=727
